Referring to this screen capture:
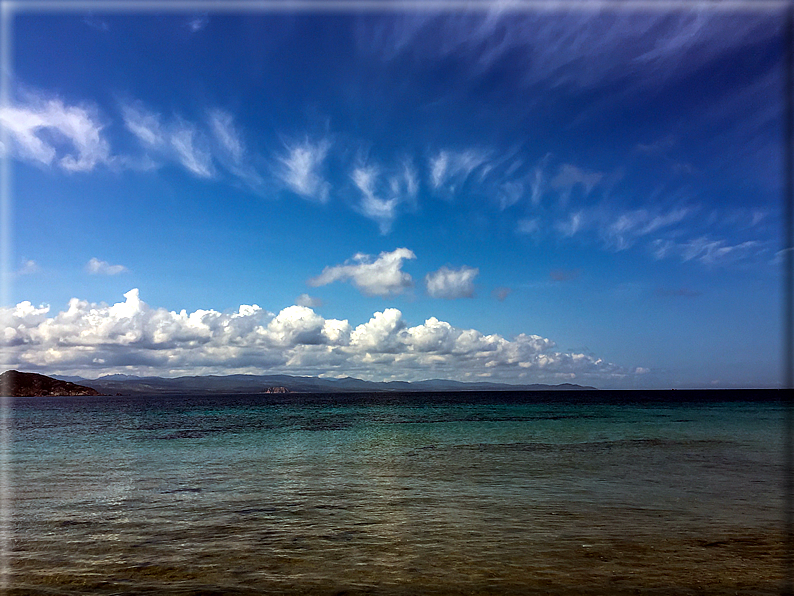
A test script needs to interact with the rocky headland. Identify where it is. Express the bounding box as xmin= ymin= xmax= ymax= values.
xmin=0 ymin=370 xmax=102 ymax=397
